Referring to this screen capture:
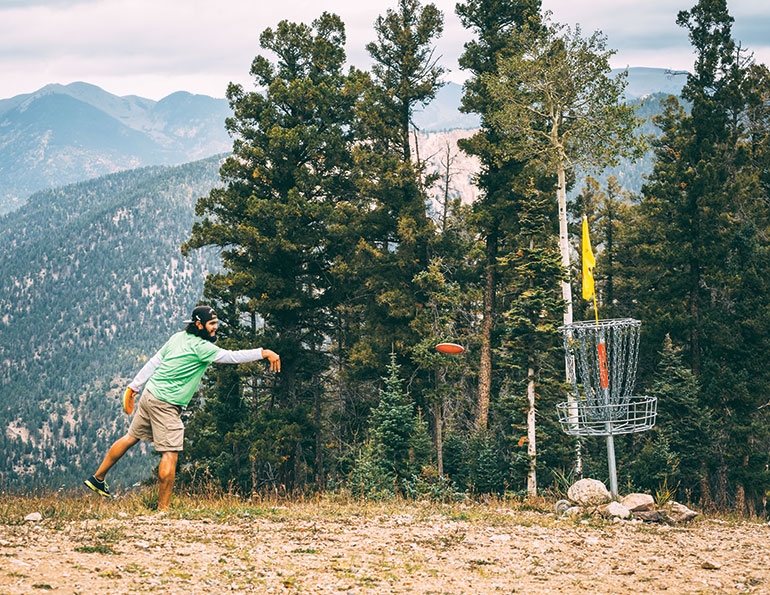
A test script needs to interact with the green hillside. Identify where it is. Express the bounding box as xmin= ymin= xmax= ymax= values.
xmin=0 ymin=156 xmax=224 ymax=490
